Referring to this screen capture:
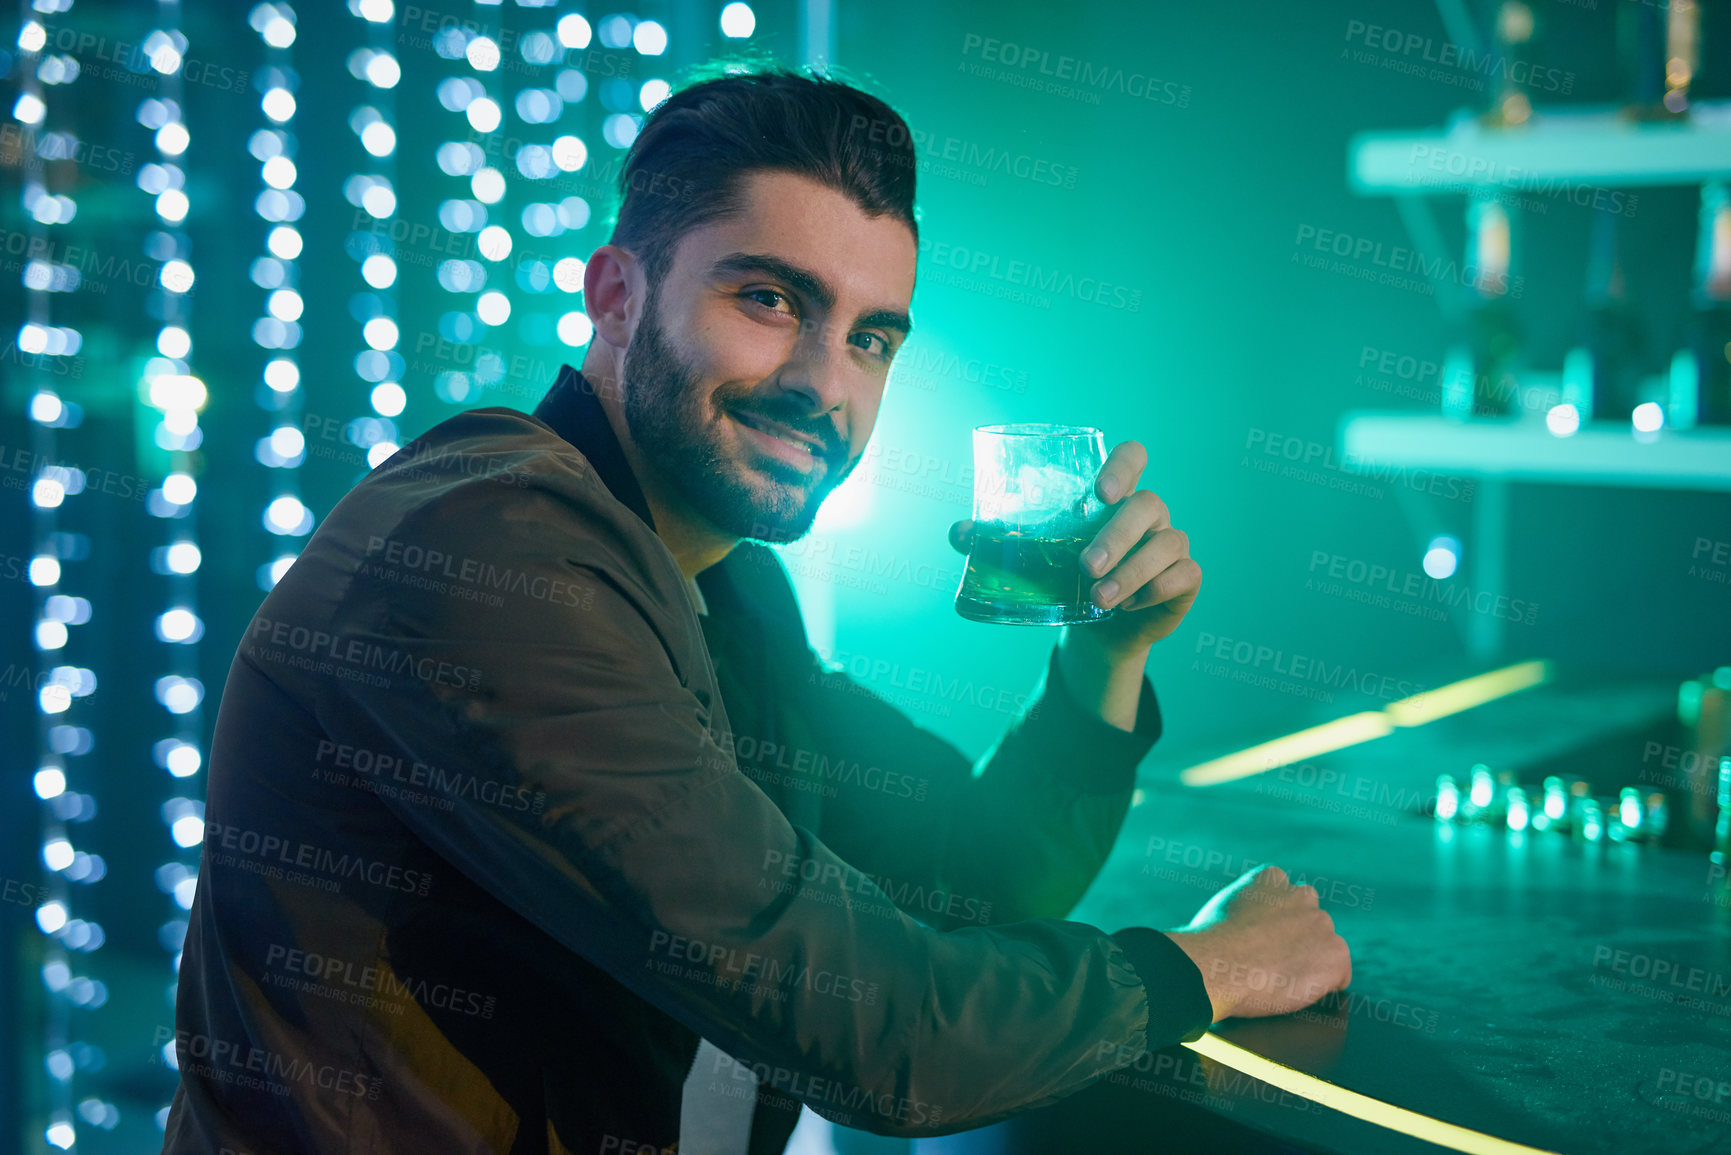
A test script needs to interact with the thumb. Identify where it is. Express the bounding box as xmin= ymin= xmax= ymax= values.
xmin=948 ymin=519 xmax=975 ymax=554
